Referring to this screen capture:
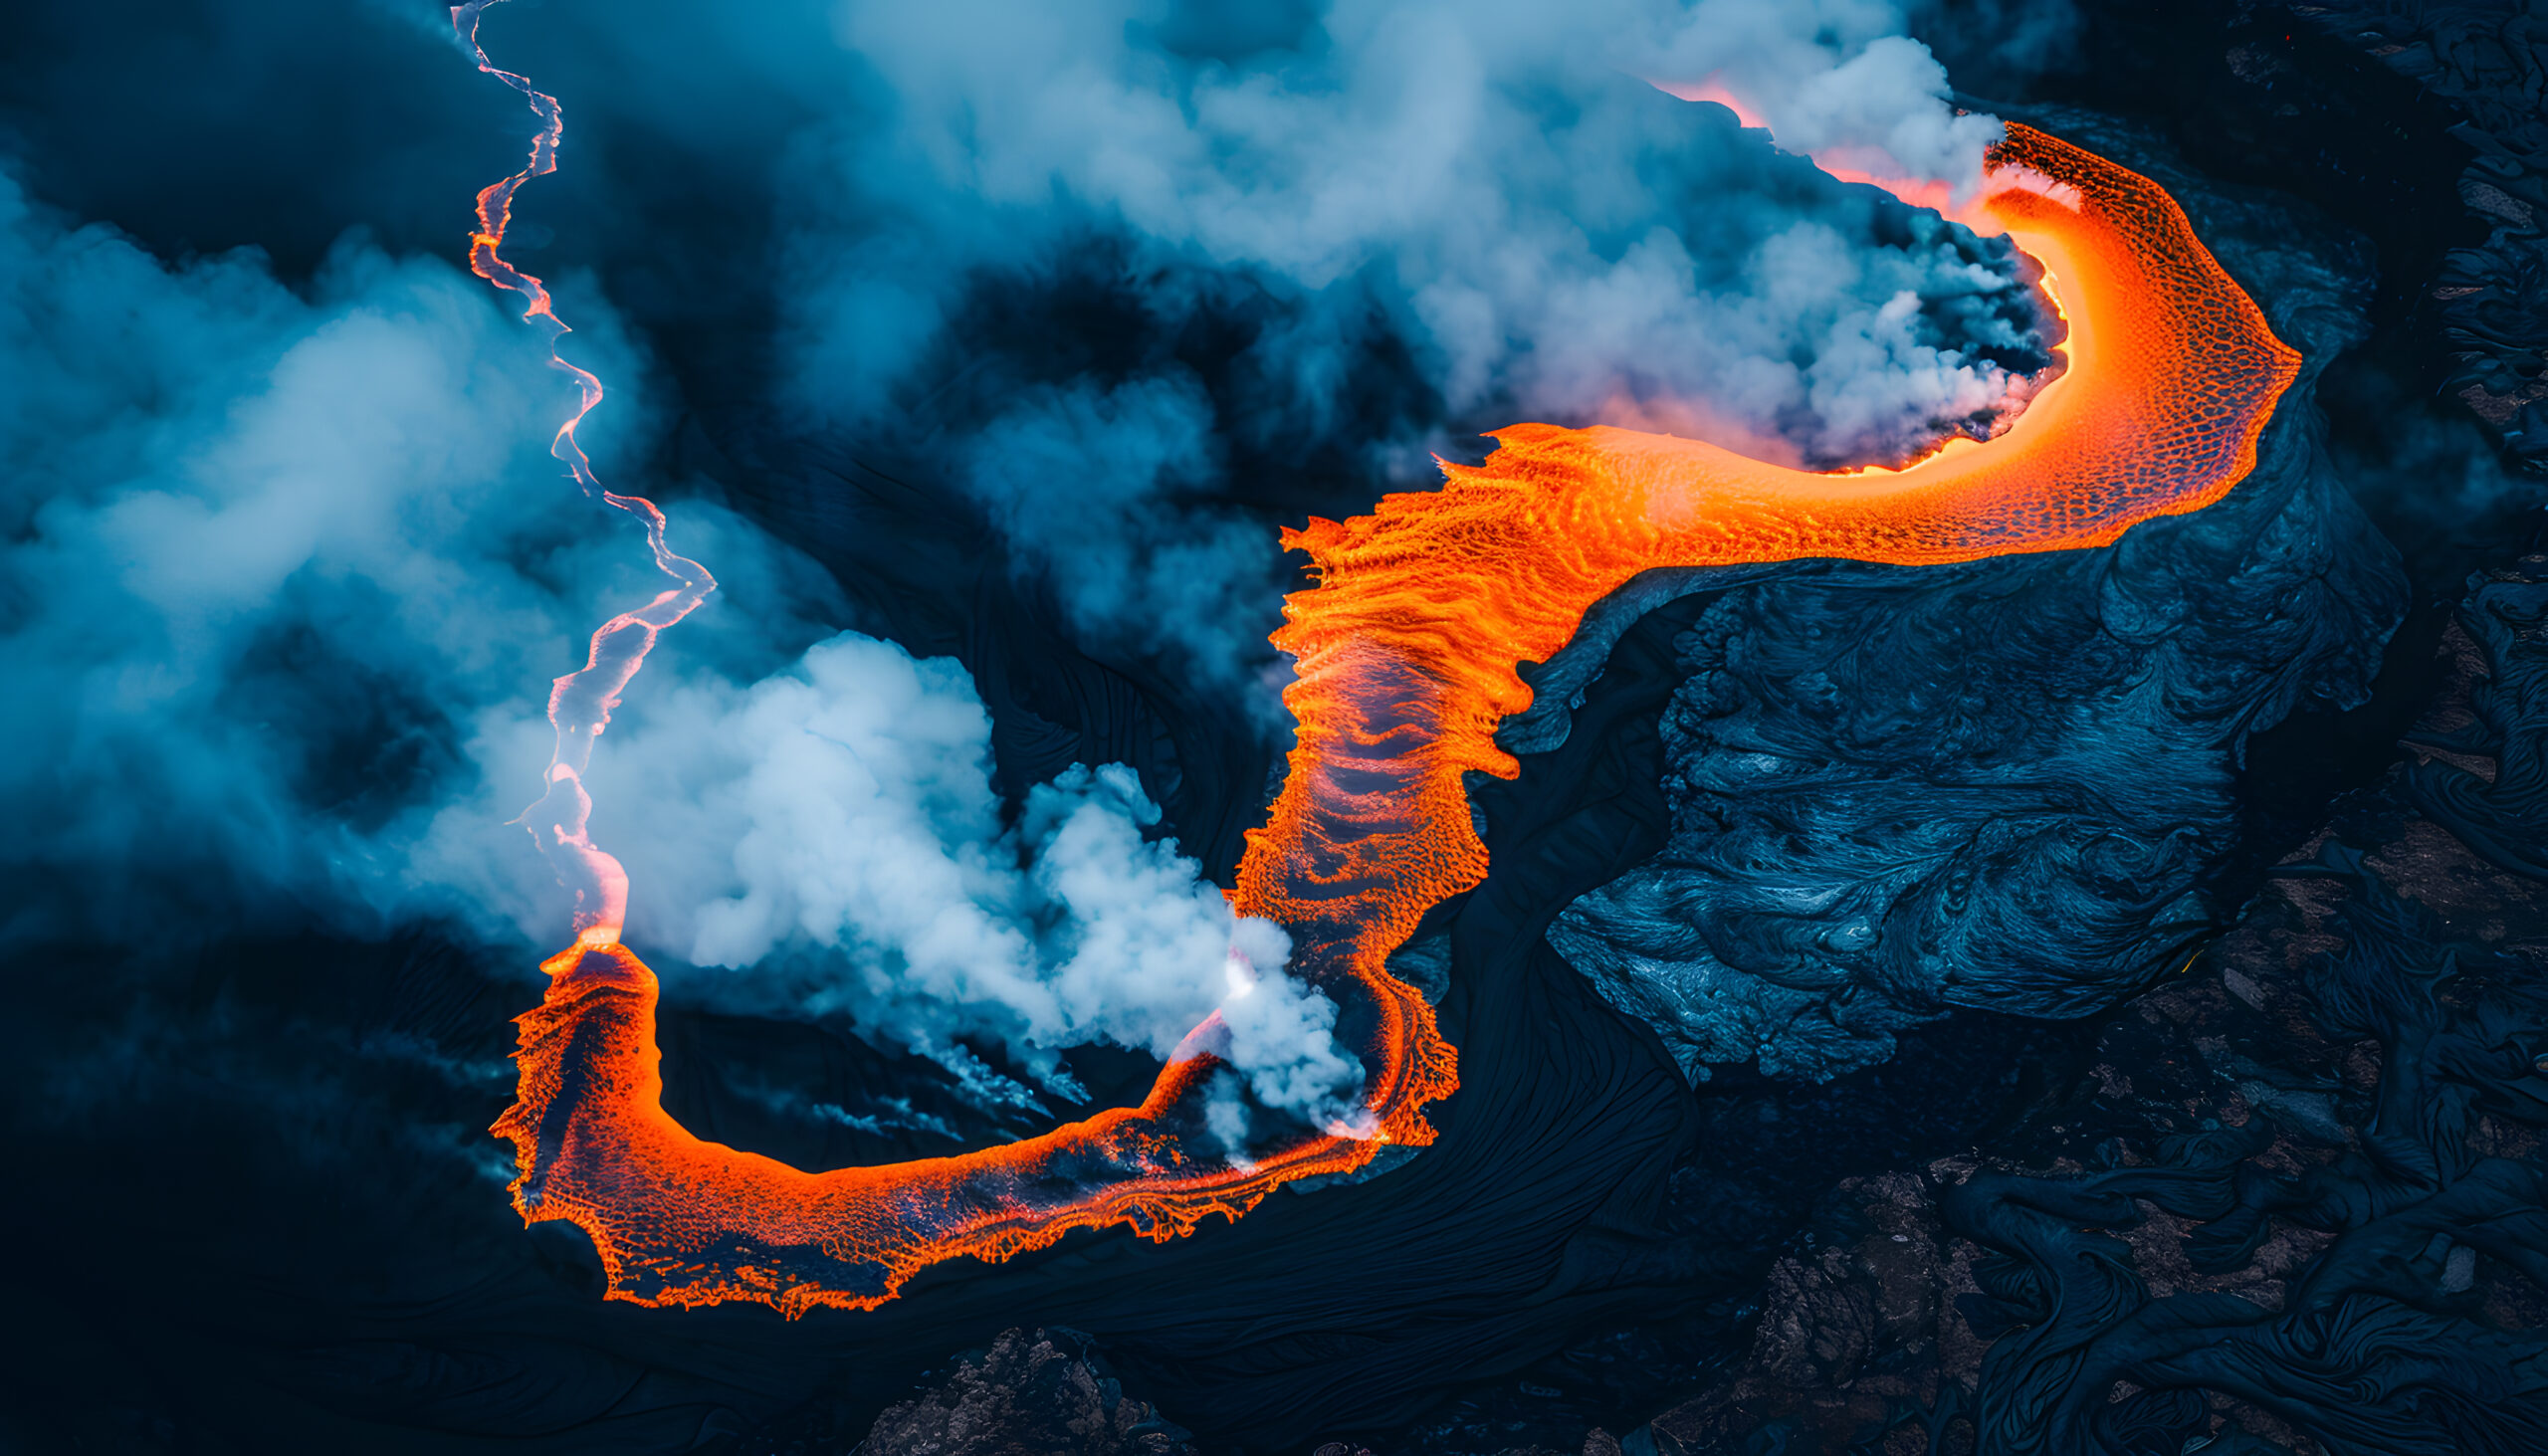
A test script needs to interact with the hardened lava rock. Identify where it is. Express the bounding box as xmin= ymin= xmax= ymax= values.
xmin=2293 ymin=1 xmax=2548 ymax=466
xmin=1621 ymin=560 xmax=2548 ymax=1456
xmin=1546 ymin=133 xmax=2405 ymax=1083
xmin=2406 ymin=575 xmax=2548 ymax=880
